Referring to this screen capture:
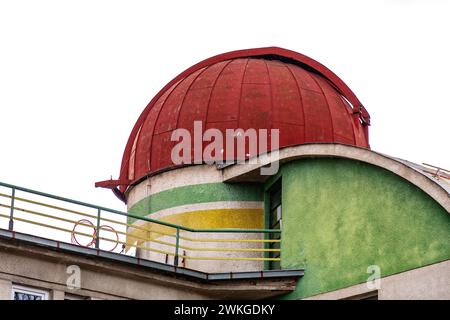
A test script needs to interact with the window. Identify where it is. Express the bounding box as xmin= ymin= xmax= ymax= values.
xmin=64 ymin=293 xmax=89 ymax=300
xmin=12 ymin=285 xmax=49 ymax=300
xmin=268 ymin=180 xmax=282 ymax=270
xmin=343 ymin=291 xmax=378 ymax=300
